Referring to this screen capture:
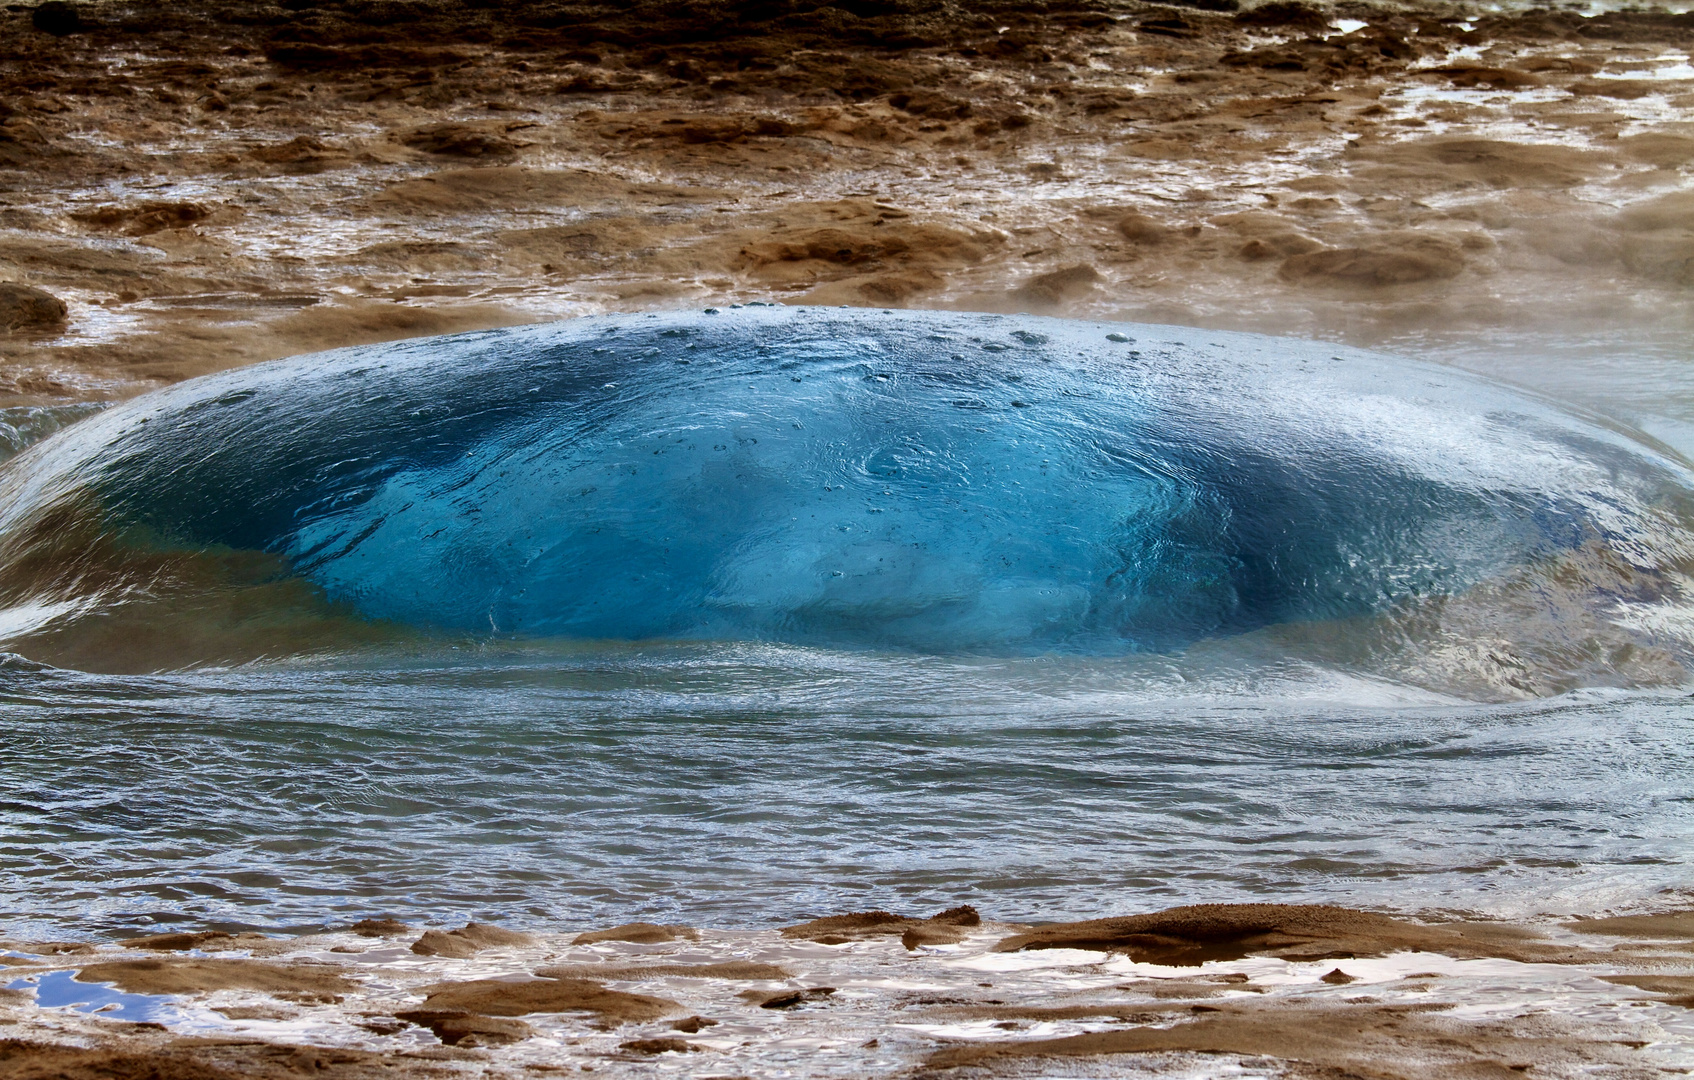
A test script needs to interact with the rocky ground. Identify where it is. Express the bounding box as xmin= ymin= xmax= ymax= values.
xmin=0 ymin=0 xmax=1691 ymax=405
xmin=8 ymin=902 xmax=1694 ymax=1078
